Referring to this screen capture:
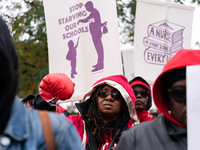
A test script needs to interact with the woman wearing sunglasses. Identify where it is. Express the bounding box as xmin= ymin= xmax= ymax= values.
xmin=129 ymin=76 xmax=153 ymax=123
xmin=66 ymin=75 xmax=138 ymax=150
xmin=116 ymin=49 xmax=200 ymax=150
